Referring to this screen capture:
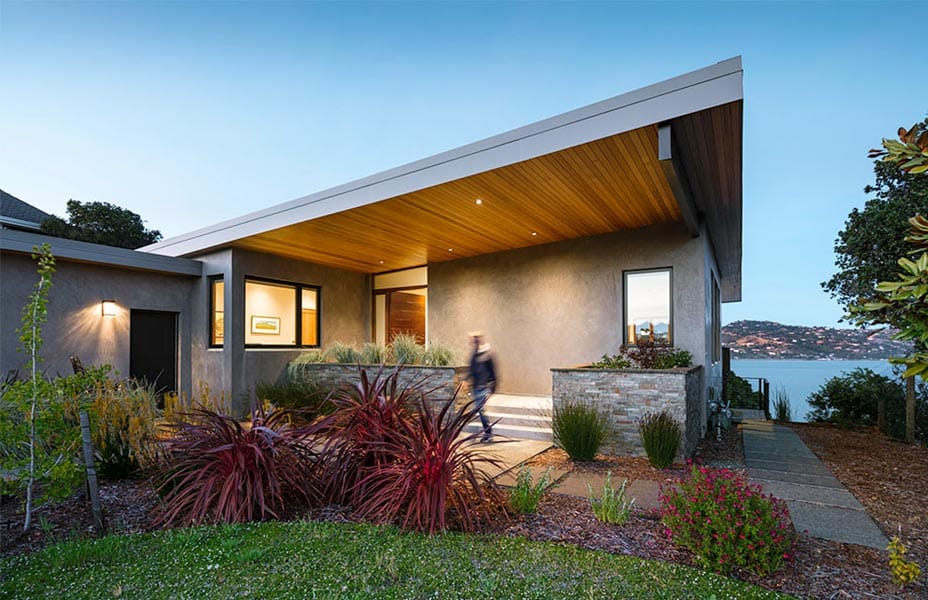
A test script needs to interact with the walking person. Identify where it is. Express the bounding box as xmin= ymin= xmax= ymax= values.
xmin=468 ymin=331 xmax=497 ymax=442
